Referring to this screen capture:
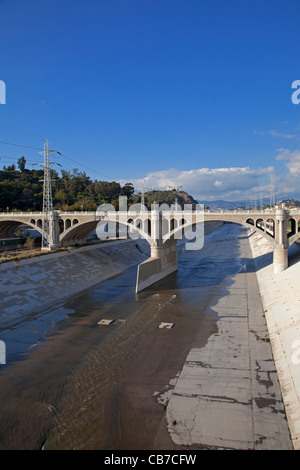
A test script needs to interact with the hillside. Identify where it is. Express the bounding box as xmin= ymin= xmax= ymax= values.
xmin=133 ymin=189 xmax=198 ymax=209
xmin=0 ymin=165 xmax=135 ymax=211
xmin=198 ymin=200 xmax=246 ymax=210
xmin=0 ymin=164 xmax=200 ymax=212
